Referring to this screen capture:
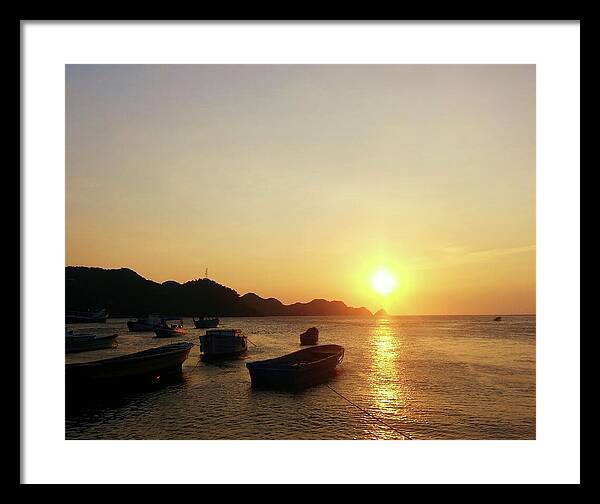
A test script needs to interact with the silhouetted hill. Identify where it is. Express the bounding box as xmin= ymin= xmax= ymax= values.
xmin=241 ymin=293 xmax=372 ymax=317
xmin=66 ymin=267 xmax=373 ymax=318
xmin=66 ymin=267 xmax=257 ymax=317
xmin=241 ymin=293 xmax=288 ymax=316
xmin=374 ymin=309 xmax=388 ymax=317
